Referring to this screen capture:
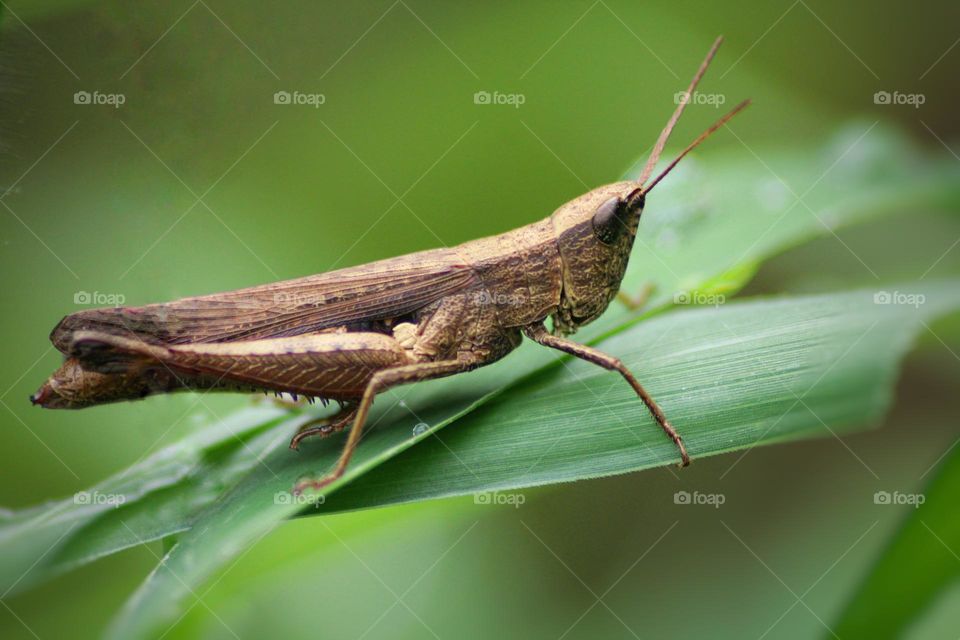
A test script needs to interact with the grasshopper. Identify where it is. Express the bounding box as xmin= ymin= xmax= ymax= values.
xmin=32 ymin=37 xmax=748 ymax=494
